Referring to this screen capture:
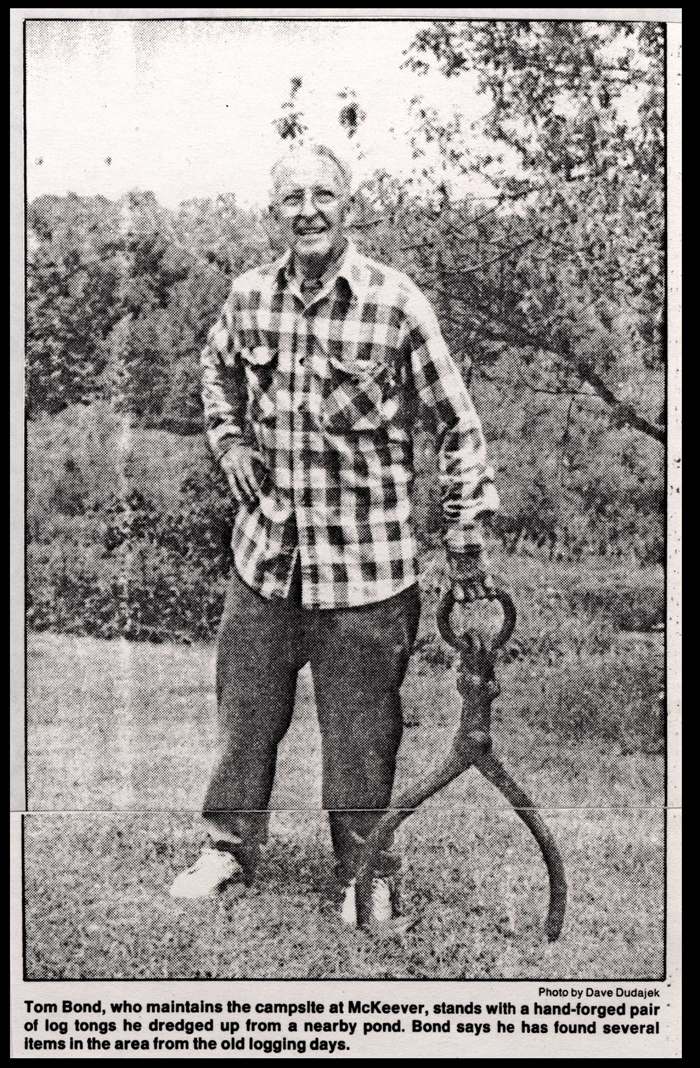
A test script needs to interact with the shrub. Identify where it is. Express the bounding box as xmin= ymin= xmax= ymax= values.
xmin=27 ymin=405 xmax=234 ymax=643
